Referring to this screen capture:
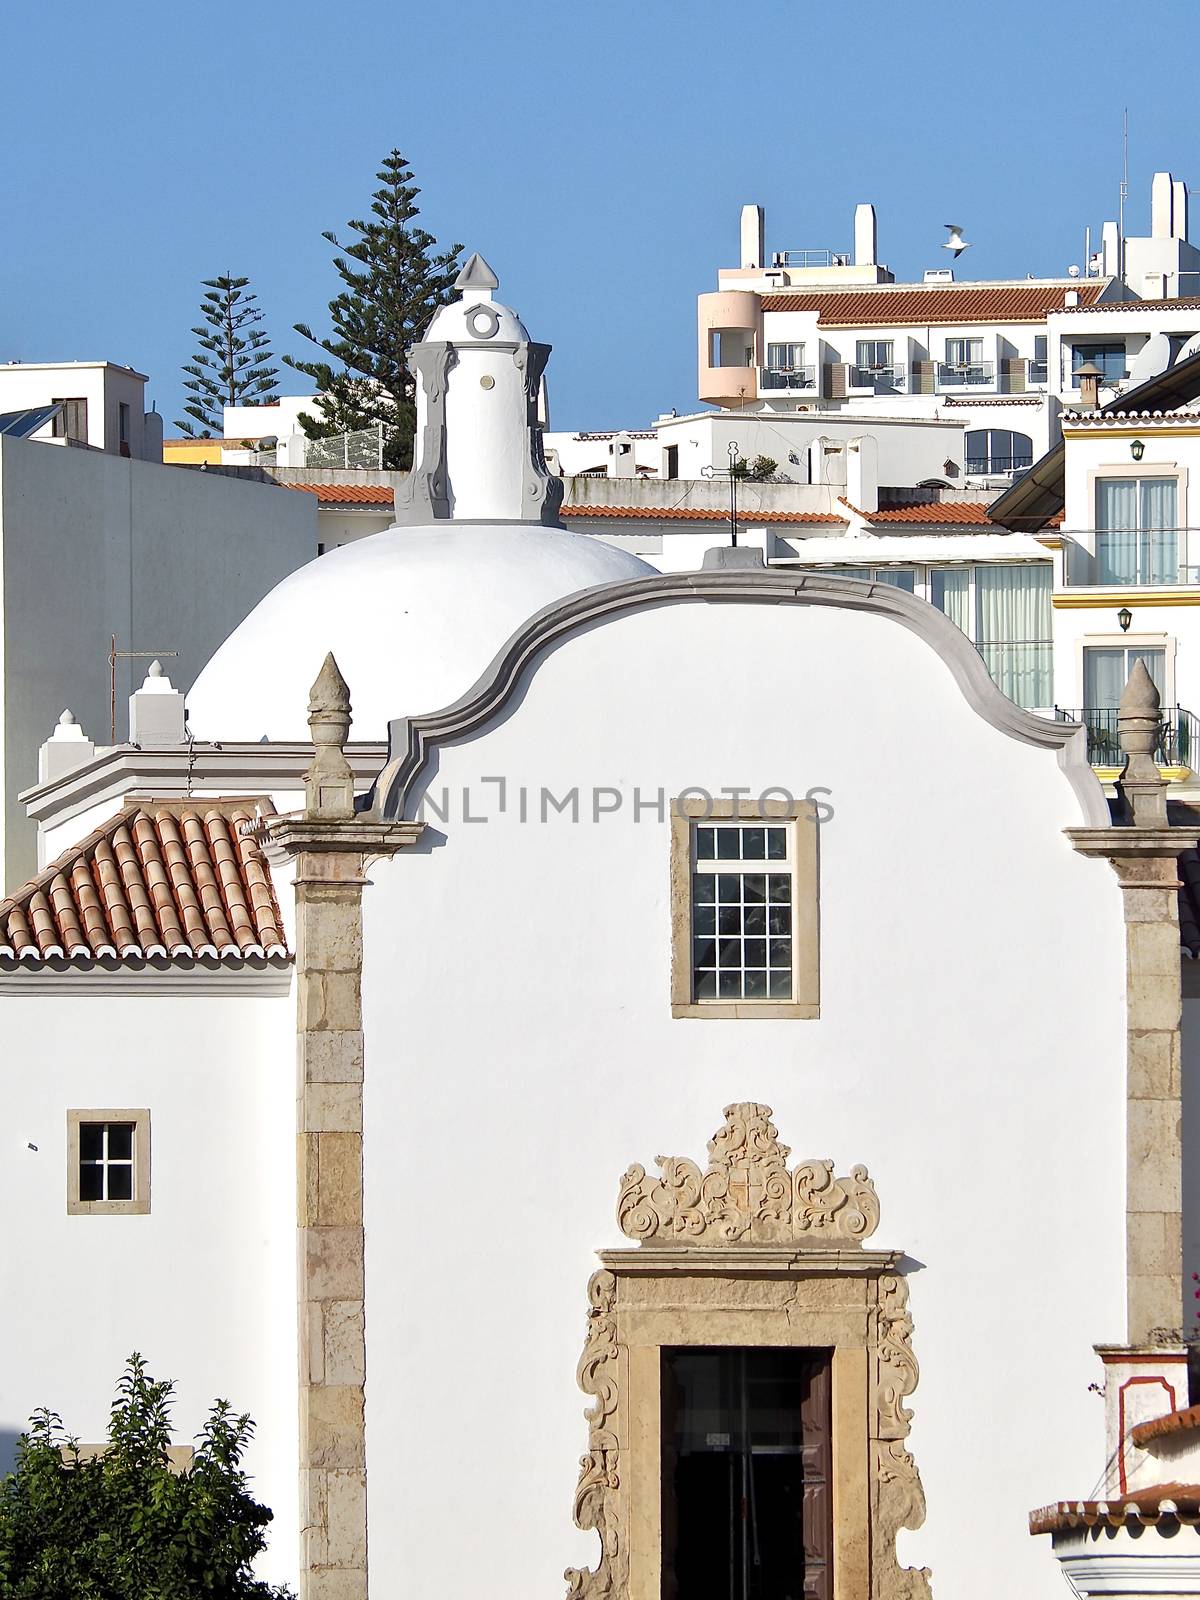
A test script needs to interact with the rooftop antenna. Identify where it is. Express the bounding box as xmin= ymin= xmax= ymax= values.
xmin=1119 ymin=107 xmax=1129 ymax=297
xmin=109 ymin=635 xmax=177 ymax=742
